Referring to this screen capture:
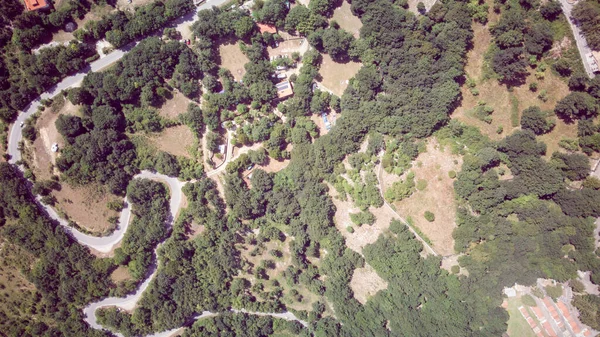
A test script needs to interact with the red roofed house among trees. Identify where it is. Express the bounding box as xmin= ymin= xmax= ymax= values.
xmin=23 ymin=0 xmax=50 ymax=11
xmin=257 ymin=23 xmax=276 ymax=34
